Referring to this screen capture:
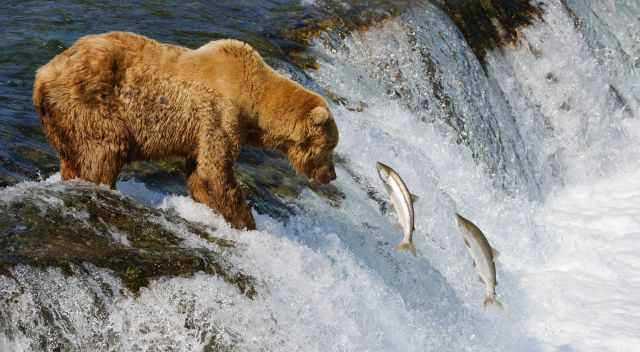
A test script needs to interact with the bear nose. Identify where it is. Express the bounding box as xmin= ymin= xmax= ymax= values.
xmin=329 ymin=168 xmax=336 ymax=181
xmin=312 ymin=165 xmax=336 ymax=185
